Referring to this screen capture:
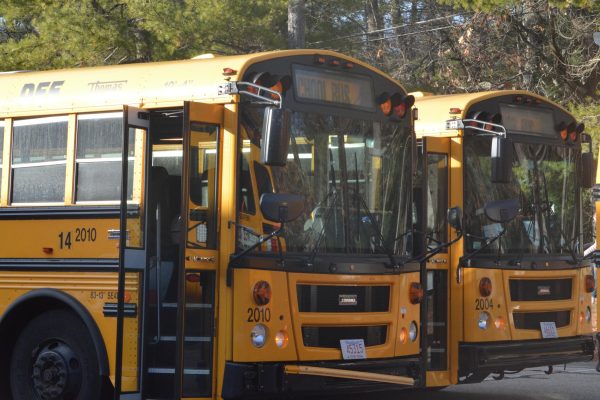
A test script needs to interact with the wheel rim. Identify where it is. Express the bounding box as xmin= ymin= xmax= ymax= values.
xmin=31 ymin=341 xmax=82 ymax=400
